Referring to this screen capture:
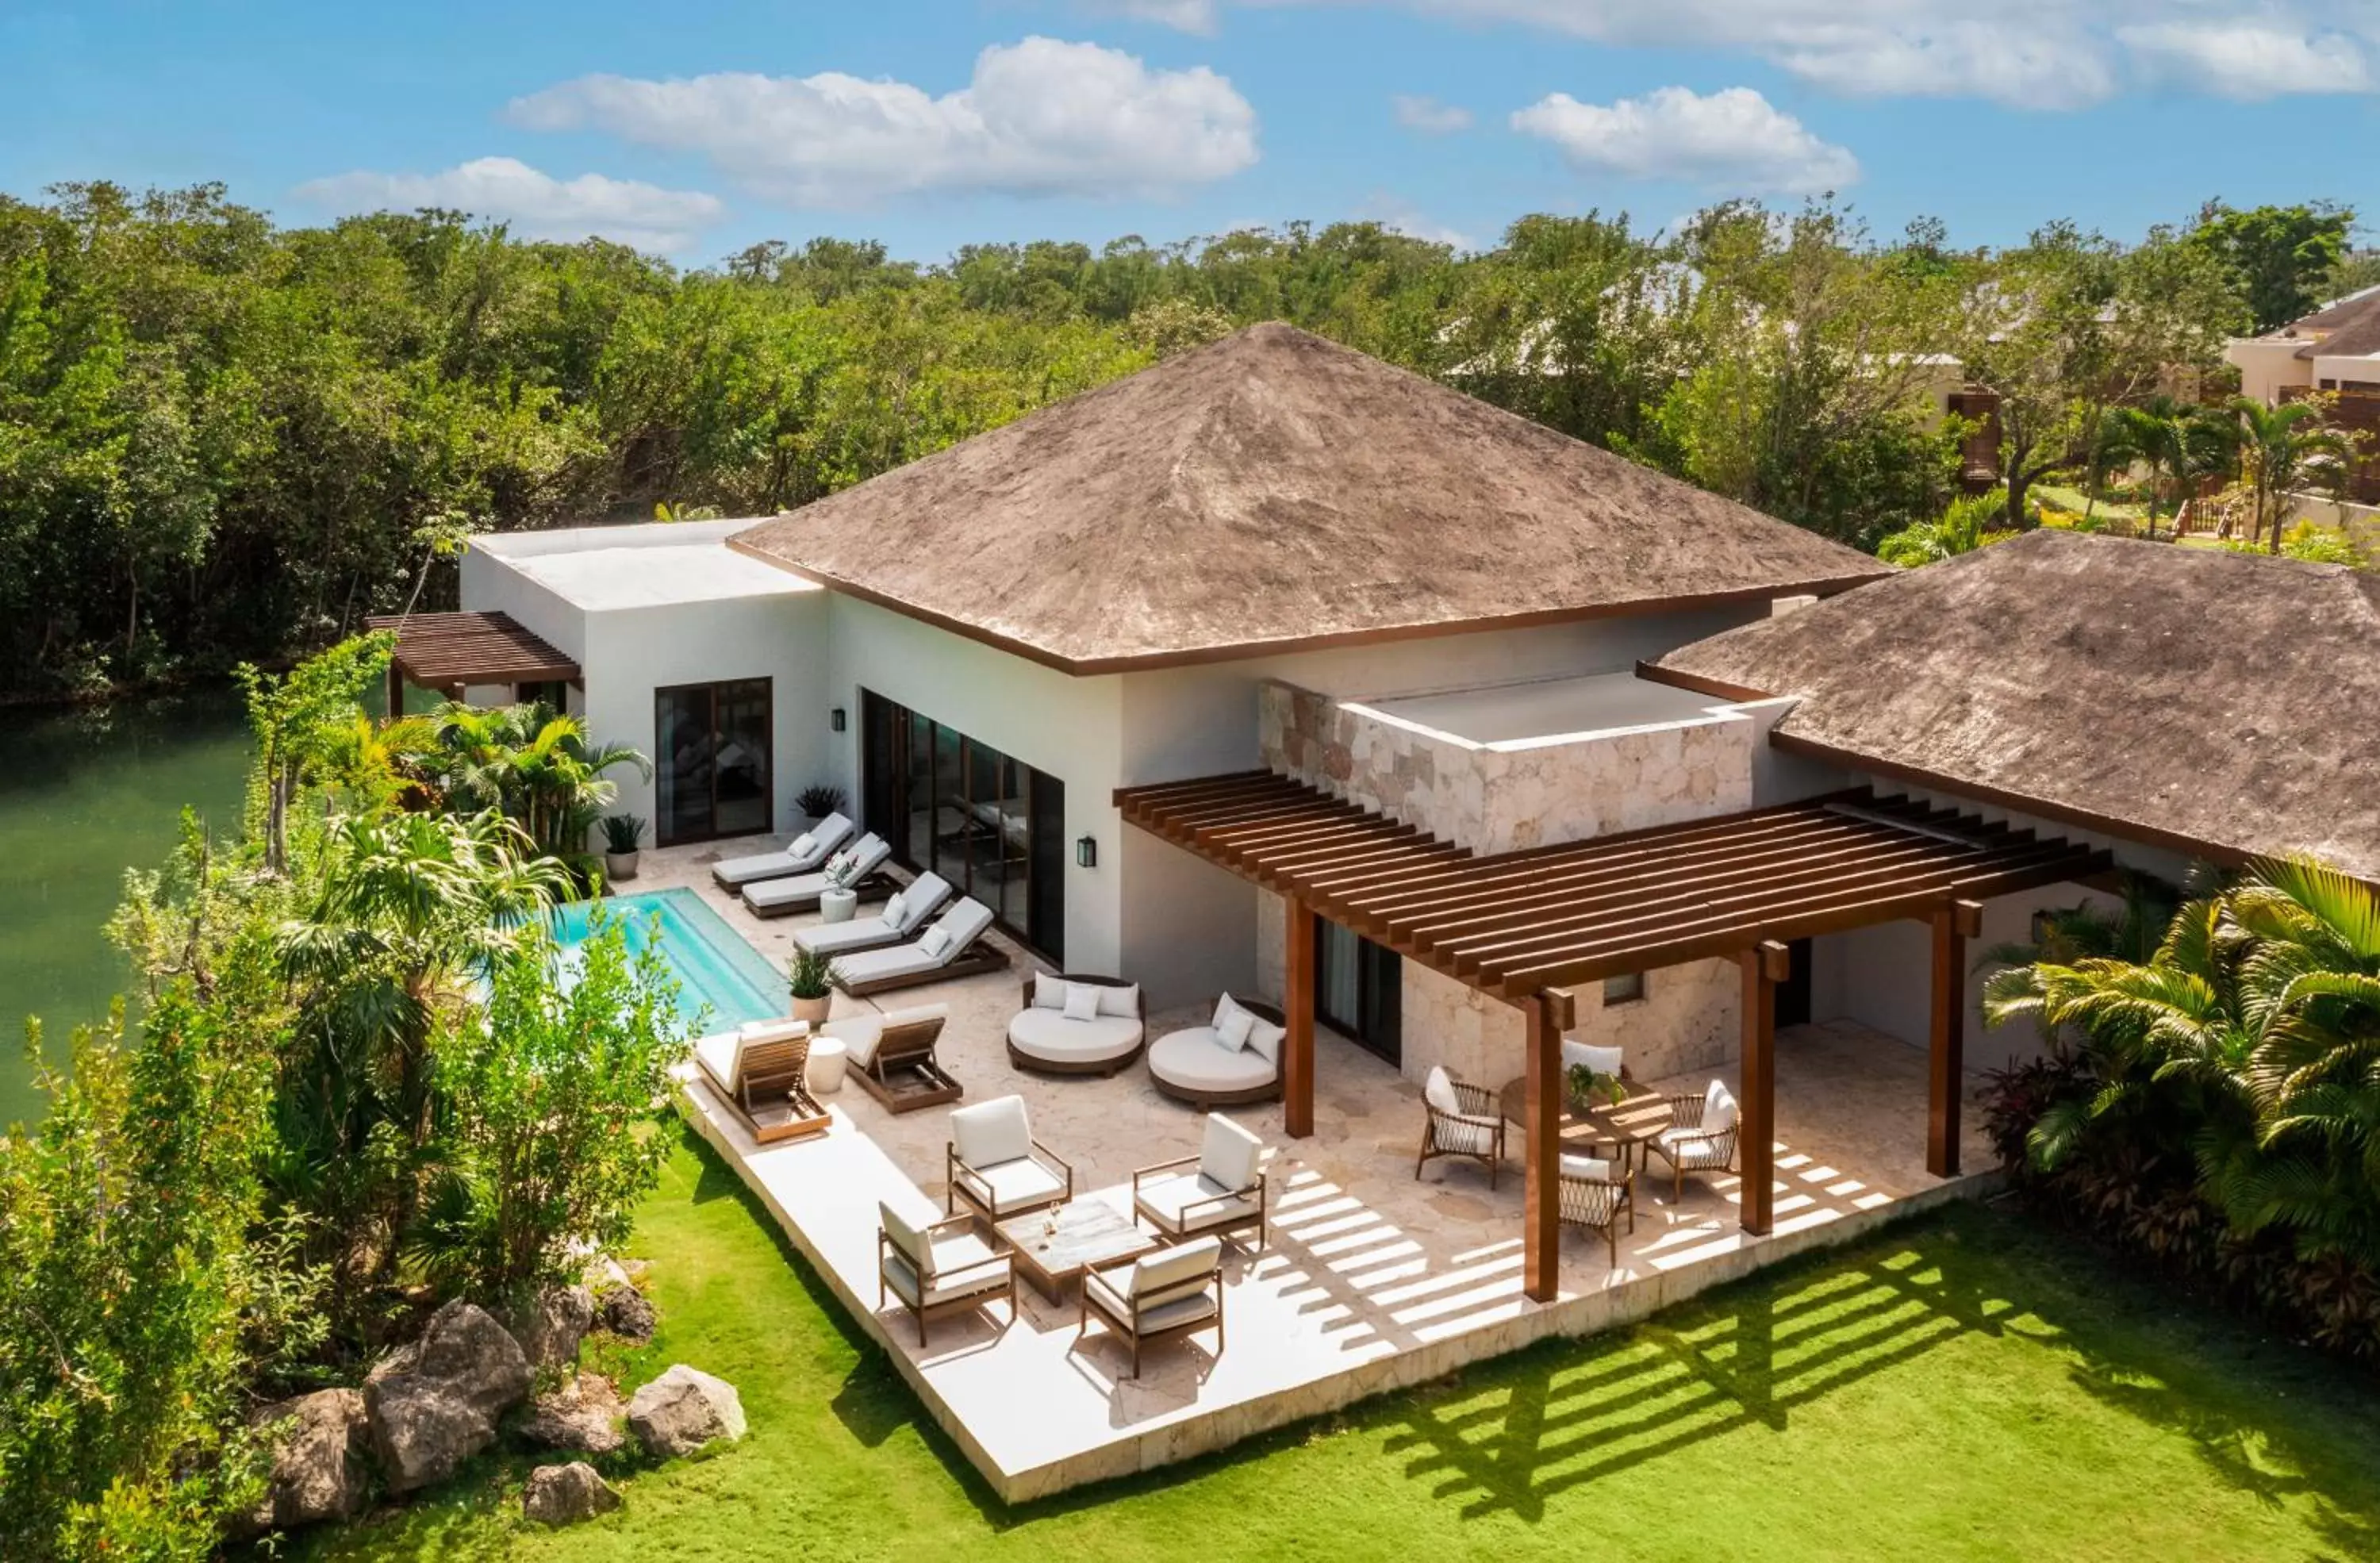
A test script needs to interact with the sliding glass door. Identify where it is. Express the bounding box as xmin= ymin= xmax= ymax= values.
xmin=860 ymin=690 xmax=1064 ymax=962
xmin=1316 ymin=916 xmax=1401 ymax=1066
xmin=654 ymin=678 xmax=772 ymax=846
